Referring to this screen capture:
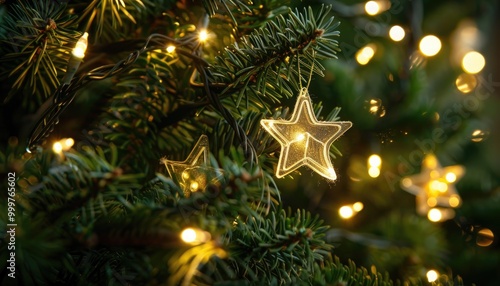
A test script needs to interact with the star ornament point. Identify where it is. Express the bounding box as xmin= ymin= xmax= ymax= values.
xmin=261 ymin=88 xmax=352 ymax=180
